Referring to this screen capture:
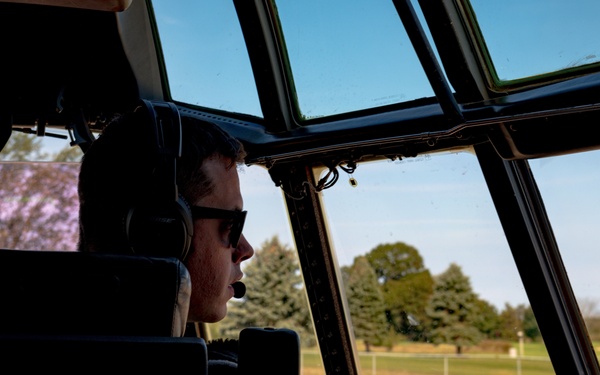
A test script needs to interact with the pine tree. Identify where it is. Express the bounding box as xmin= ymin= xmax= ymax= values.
xmin=343 ymin=256 xmax=389 ymax=352
xmin=426 ymin=263 xmax=482 ymax=354
xmin=220 ymin=236 xmax=315 ymax=346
